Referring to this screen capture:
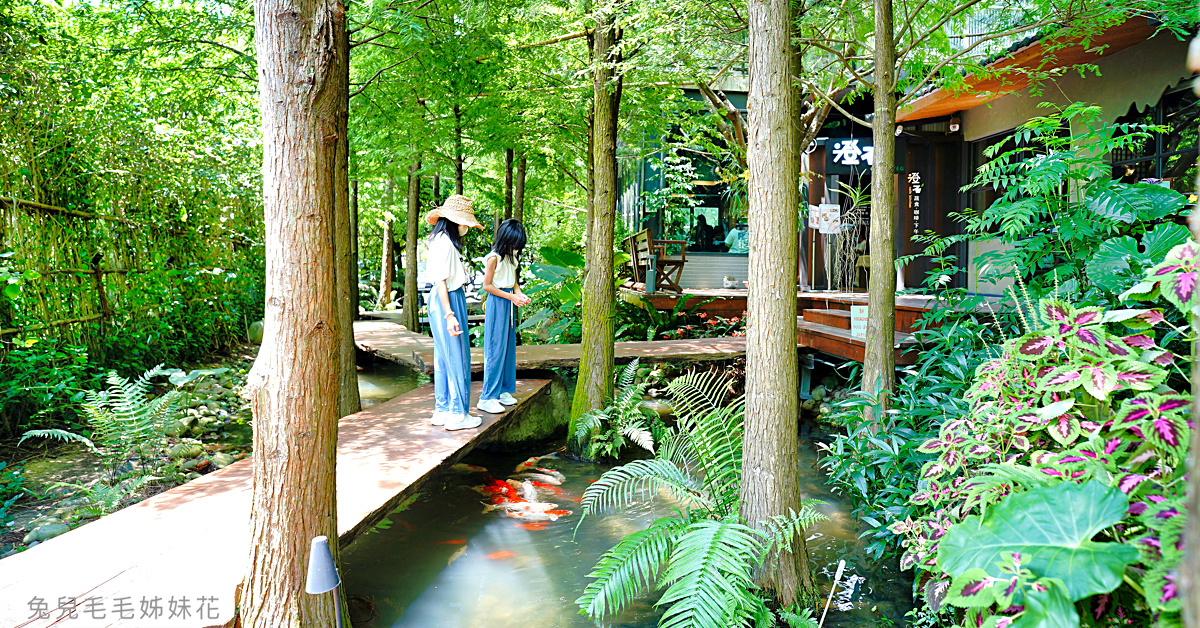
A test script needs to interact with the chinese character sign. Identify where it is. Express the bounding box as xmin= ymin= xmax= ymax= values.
xmin=908 ymin=172 xmax=922 ymax=236
xmin=829 ymin=139 xmax=875 ymax=168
